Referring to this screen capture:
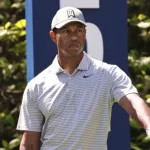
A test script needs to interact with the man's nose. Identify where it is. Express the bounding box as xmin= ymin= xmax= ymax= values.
xmin=70 ymin=31 xmax=78 ymax=41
